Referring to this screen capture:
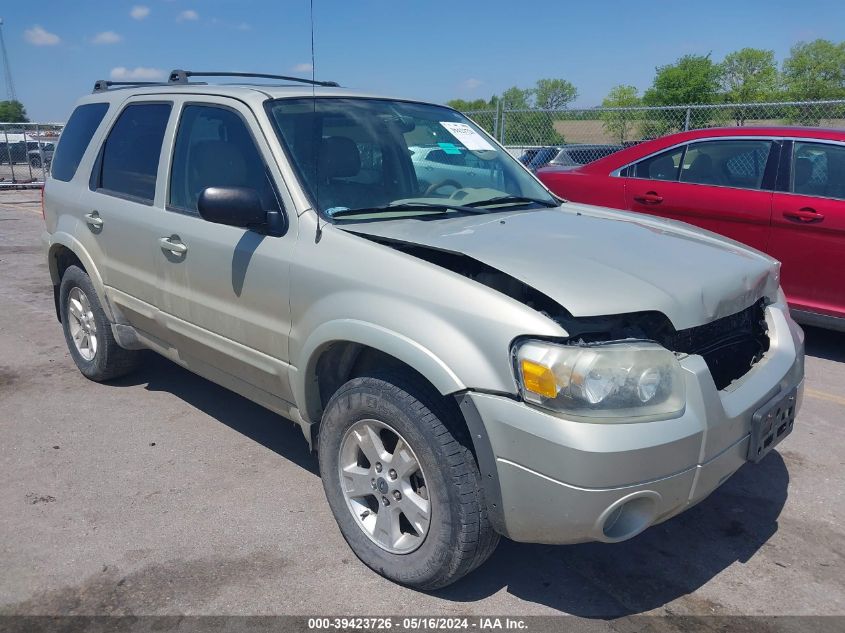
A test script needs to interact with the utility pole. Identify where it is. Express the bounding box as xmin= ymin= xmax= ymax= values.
xmin=0 ymin=18 xmax=17 ymax=101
